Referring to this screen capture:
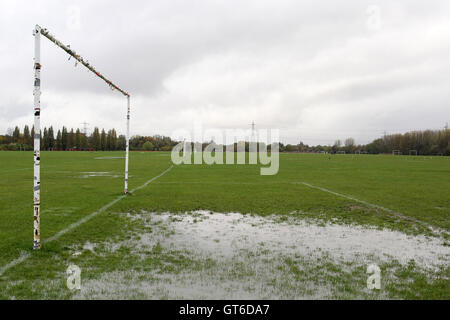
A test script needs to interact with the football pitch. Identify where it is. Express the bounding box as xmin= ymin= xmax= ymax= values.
xmin=0 ymin=151 xmax=449 ymax=299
